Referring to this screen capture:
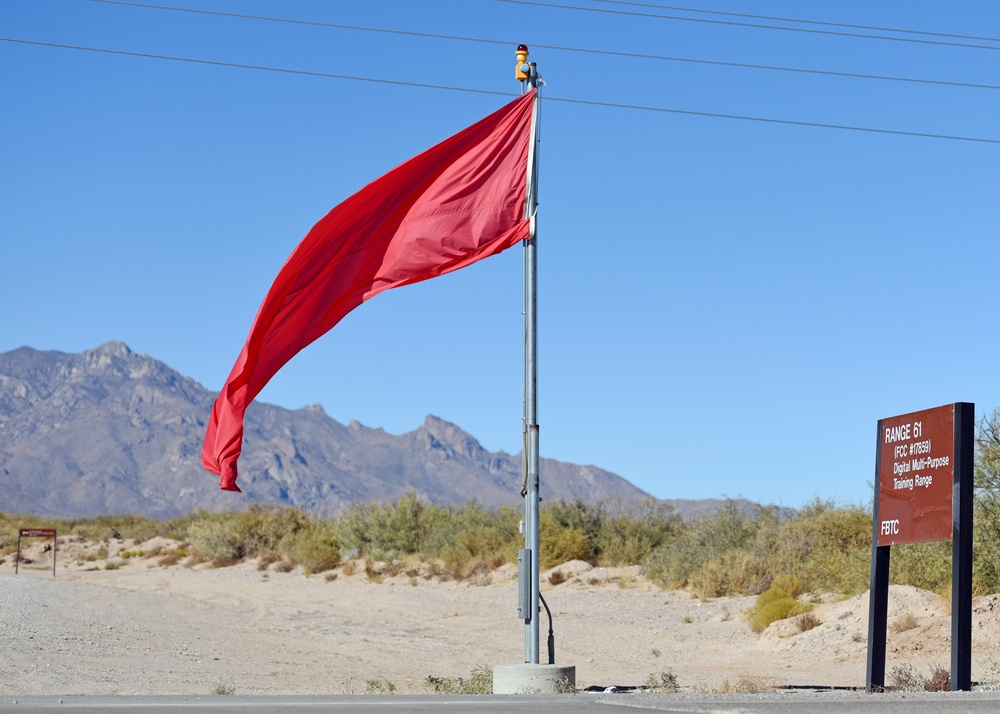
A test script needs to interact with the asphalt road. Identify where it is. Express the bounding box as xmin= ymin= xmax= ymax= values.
xmin=5 ymin=692 xmax=1000 ymax=713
